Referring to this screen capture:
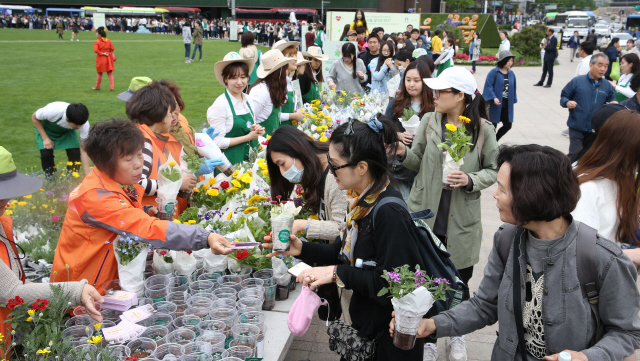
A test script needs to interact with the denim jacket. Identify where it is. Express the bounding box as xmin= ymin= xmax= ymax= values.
xmin=432 ymin=220 xmax=640 ymax=361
